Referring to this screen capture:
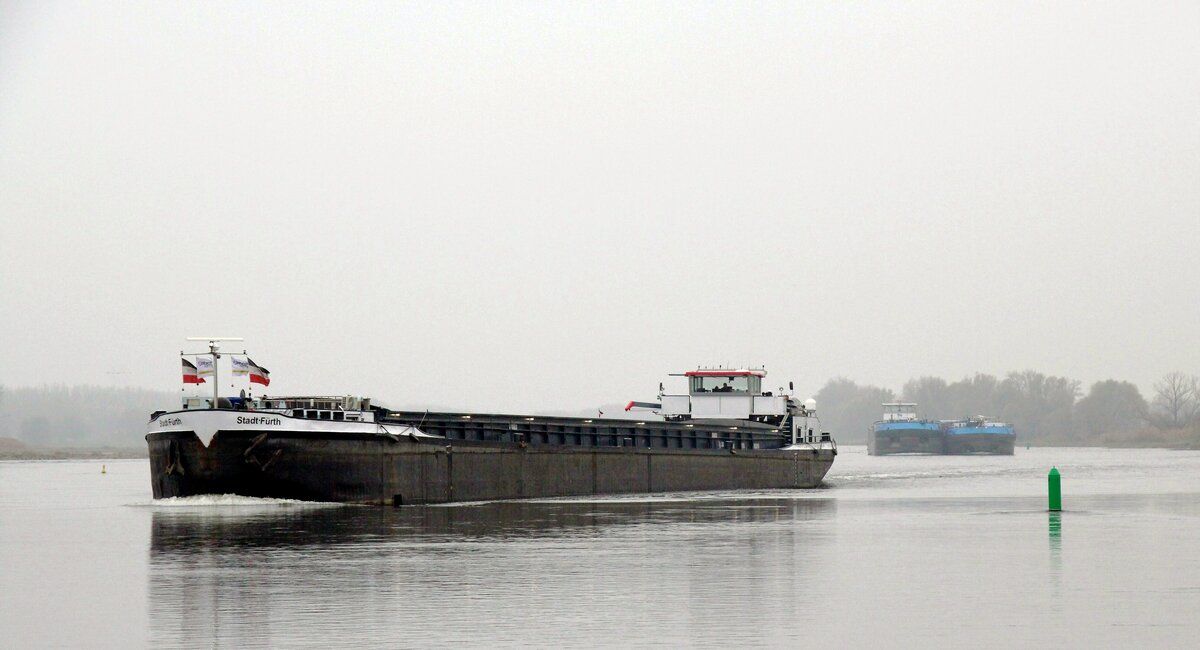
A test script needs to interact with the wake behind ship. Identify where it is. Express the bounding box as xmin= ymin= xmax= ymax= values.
xmin=147 ymin=339 xmax=837 ymax=505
